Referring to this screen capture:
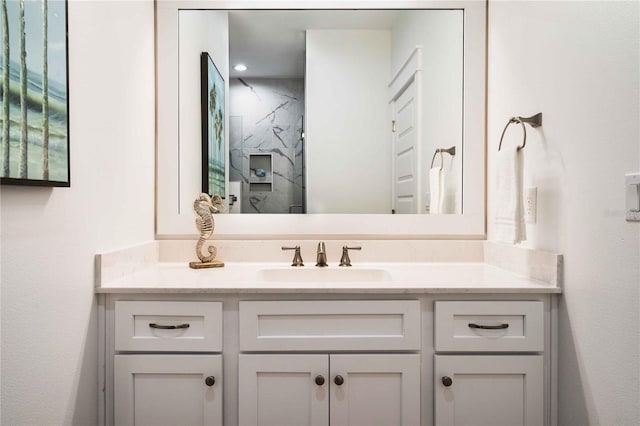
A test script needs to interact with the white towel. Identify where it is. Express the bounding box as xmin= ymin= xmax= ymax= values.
xmin=429 ymin=167 xmax=444 ymax=214
xmin=494 ymin=144 xmax=526 ymax=244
